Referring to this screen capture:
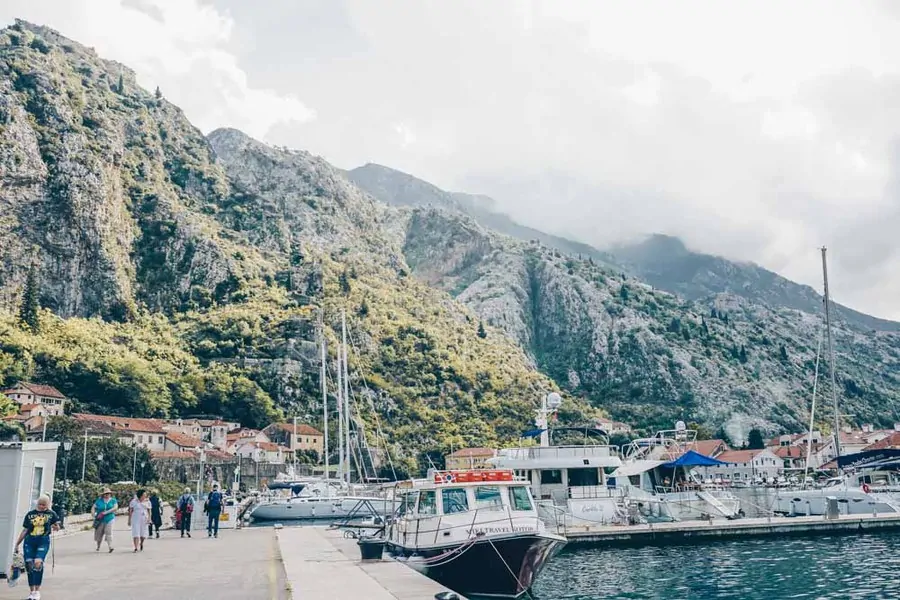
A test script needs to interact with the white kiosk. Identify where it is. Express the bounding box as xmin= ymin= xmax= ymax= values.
xmin=0 ymin=441 xmax=59 ymax=579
